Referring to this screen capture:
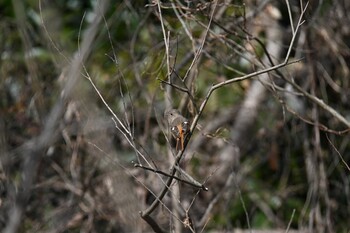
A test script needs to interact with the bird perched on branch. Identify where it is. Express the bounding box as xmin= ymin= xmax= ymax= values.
xmin=164 ymin=109 xmax=190 ymax=151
